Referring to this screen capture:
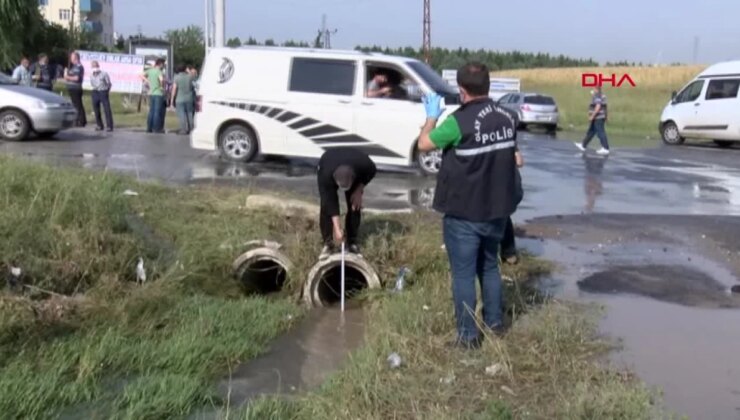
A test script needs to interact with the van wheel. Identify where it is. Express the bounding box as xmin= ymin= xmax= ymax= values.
xmin=714 ymin=140 xmax=734 ymax=148
xmin=218 ymin=124 xmax=258 ymax=163
xmin=0 ymin=110 xmax=30 ymax=141
xmin=416 ymin=149 xmax=442 ymax=176
xmin=661 ymin=121 xmax=684 ymax=145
